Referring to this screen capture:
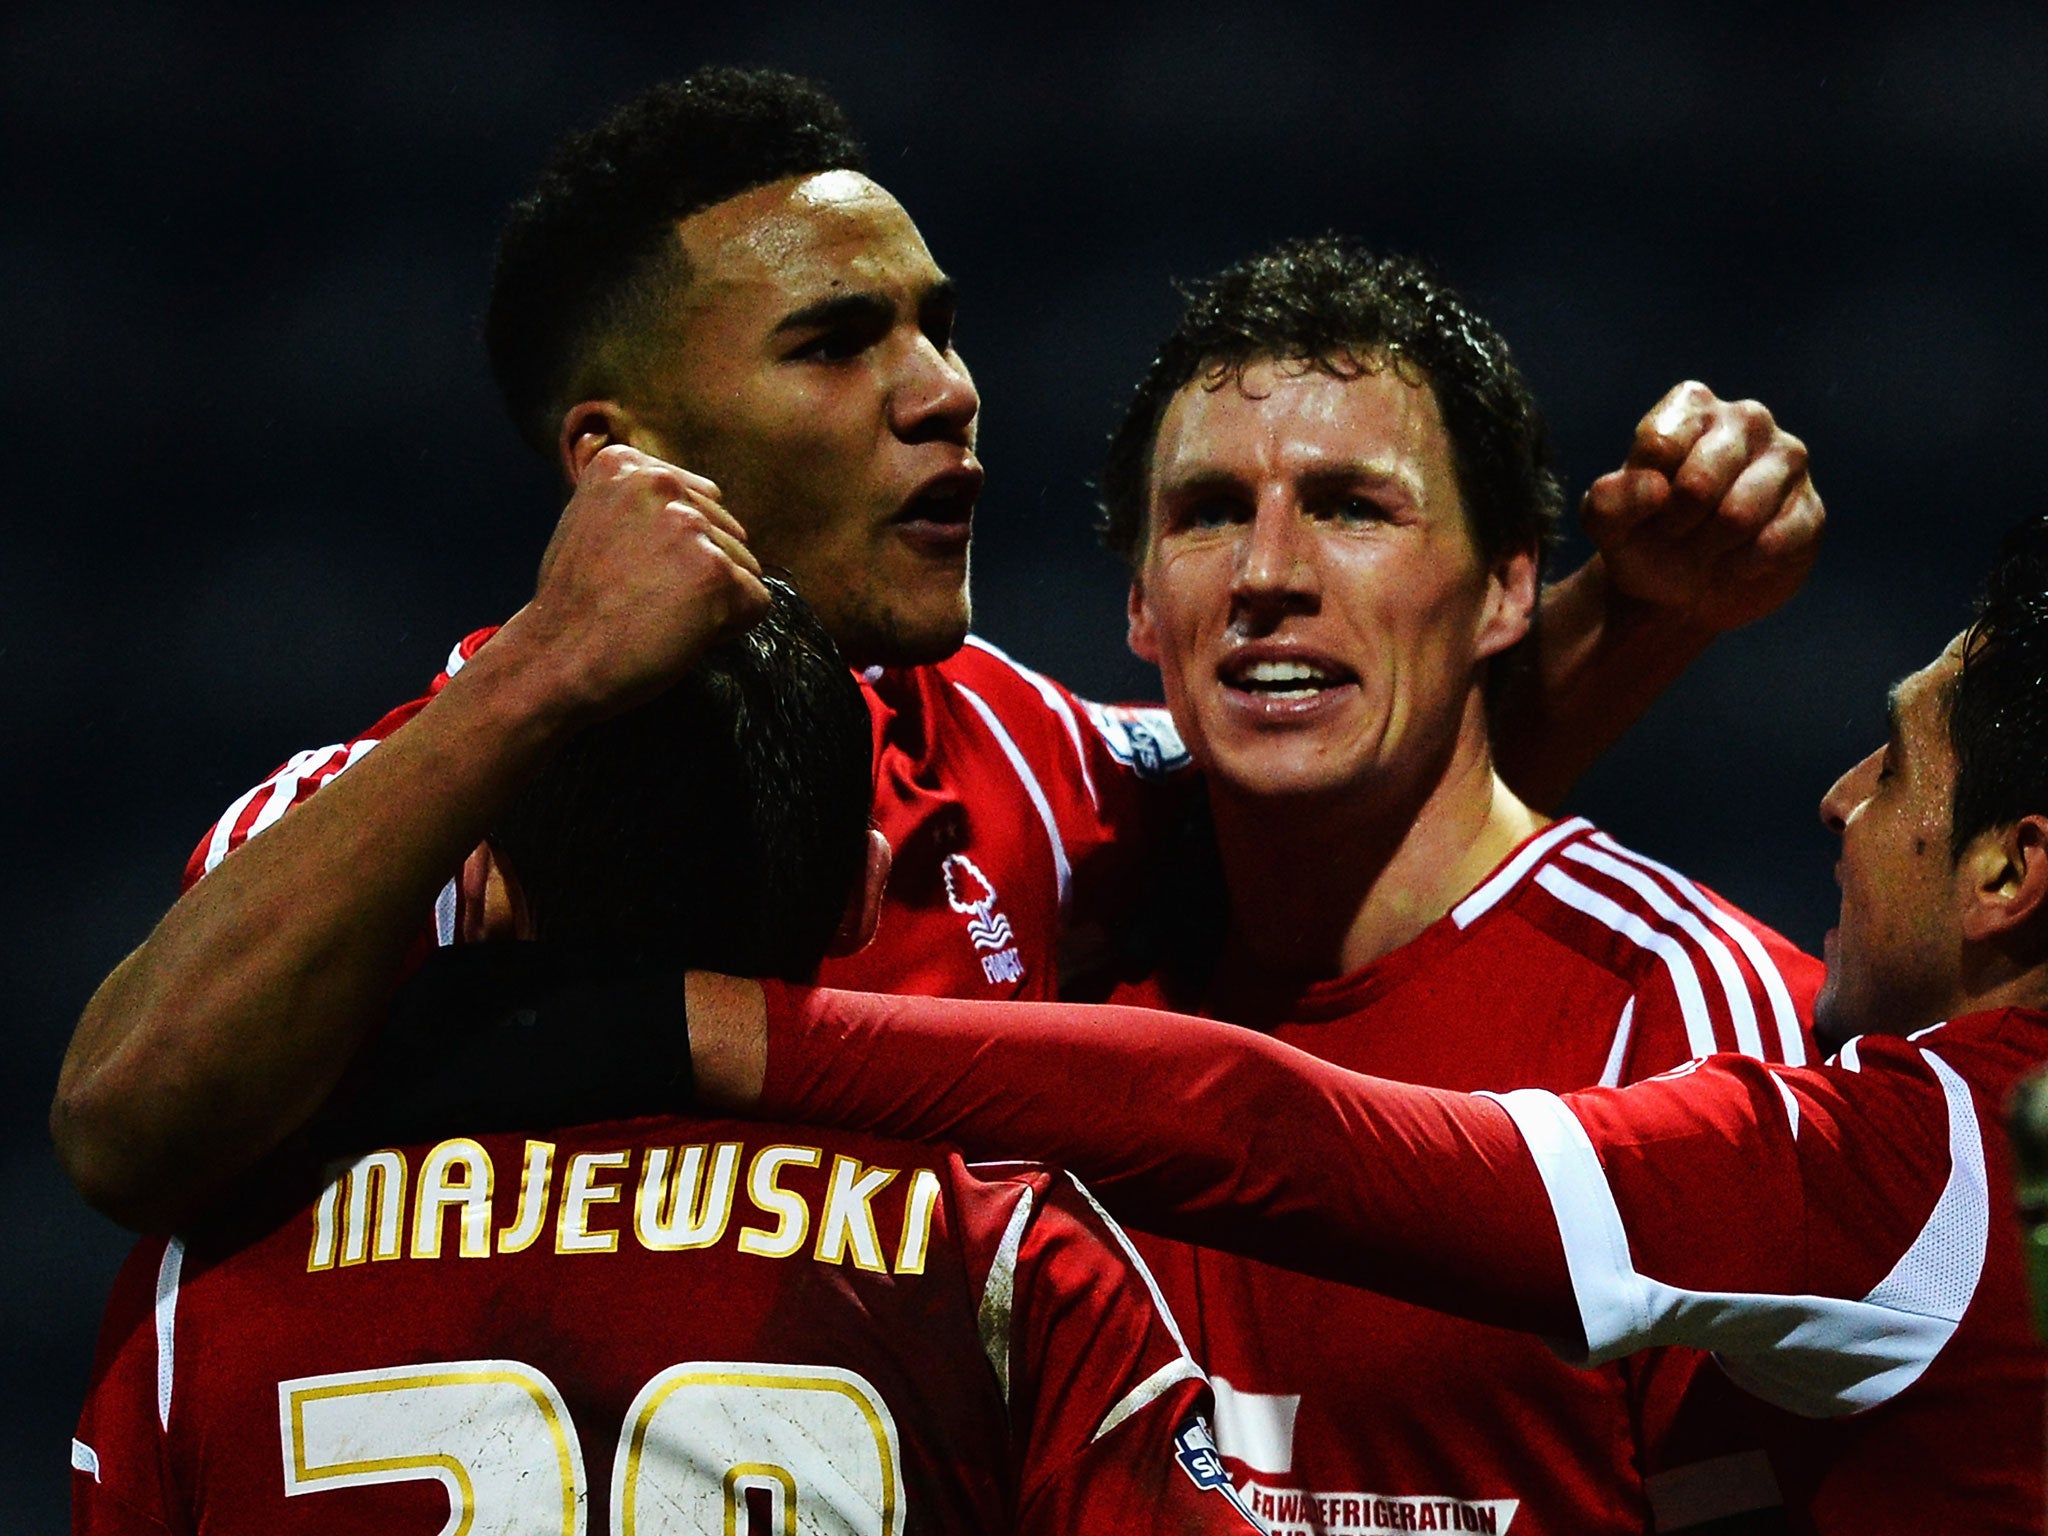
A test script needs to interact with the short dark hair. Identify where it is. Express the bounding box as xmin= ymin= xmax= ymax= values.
xmin=1098 ymin=237 xmax=1561 ymax=572
xmin=489 ymin=581 xmax=873 ymax=980
xmin=1950 ymin=515 xmax=2048 ymax=861
xmin=485 ymin=67 xmax=867 ymax=457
